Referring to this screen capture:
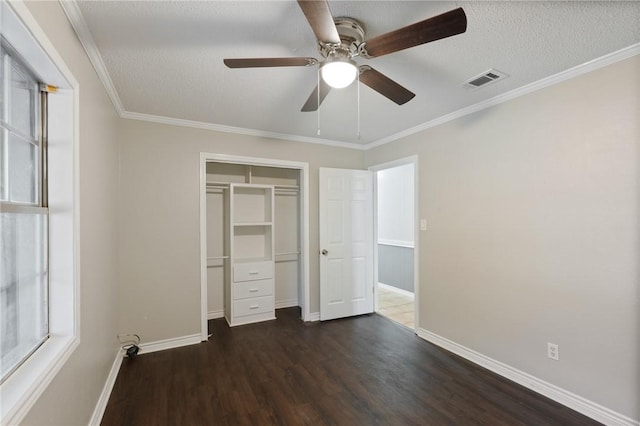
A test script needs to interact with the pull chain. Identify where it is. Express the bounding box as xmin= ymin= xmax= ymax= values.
xmin=357 ymin=68 xmax=361 ymax=140
xmin=317 ymin=69 xmax=321 ymax=136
